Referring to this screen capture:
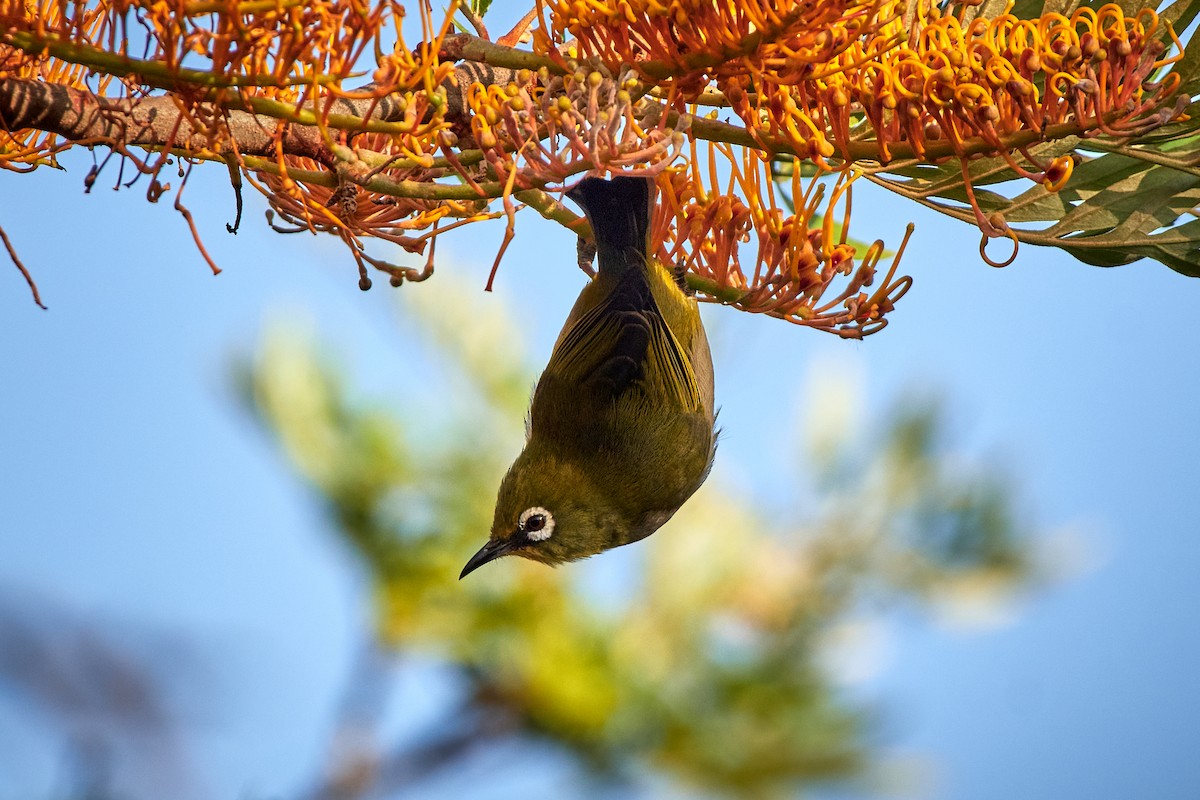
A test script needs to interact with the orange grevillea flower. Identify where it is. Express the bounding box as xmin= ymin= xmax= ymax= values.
xmin=536 ymin=0 xmax=1181 ymax=161
xmin=737 ymin=4 xmax=1180 ymax=165
xmin=464 ymin=63 xmax=686 ymax=186
xmin=526 ymin=0 xmax=1182 ymax=322
xmin=536 ymin=0 xmax=888 ymax=95
xmin=456 ymin=56 xmax=908 ymax=335
xmin=0 ymin=0 xmax=455 ymax=181
xmin=535 ymin=0 xmax=1184 ymax=218
xmin=252 ymin=147 xmax=498 ymax=287
xmin=0 ymin=0 xmax=478 ymax=273
xmin=1 ymin=0 xmax=1186 ymax=313
xmin=653 ymin=141 xmax=911 ymax=337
